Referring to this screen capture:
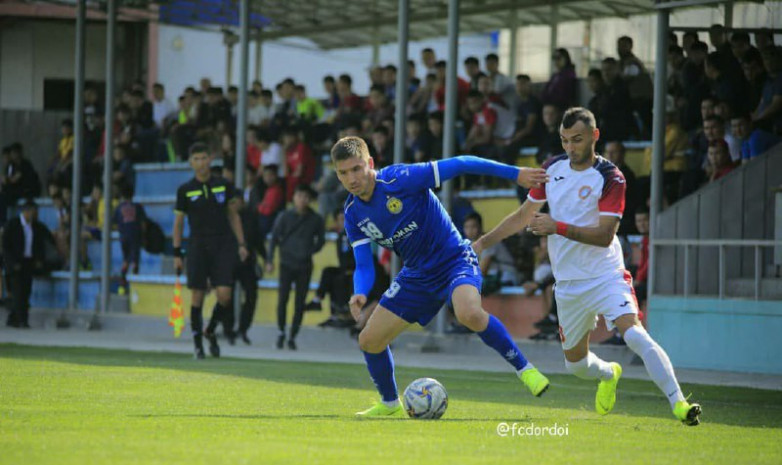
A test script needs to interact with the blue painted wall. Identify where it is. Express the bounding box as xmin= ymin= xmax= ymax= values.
xmin=648 ymin=296 xmax=782 ymax=375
